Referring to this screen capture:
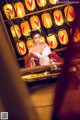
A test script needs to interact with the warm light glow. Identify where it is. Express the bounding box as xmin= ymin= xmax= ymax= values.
xmin=21 ymin=21 xmax=31 ymax=36
xmin=47 ymin=34 xmax=58 ymax=49
xmin=40 ymin=36 xmax=46 ymax=43
xmin=36 ymin=0 xmax=47 ymax=7
xmin=49 ymin=0 xmax=58 ymax=5
xmin=26 ymin=38 xmax=34 ymax=49
xmin=41 ymin=13 xmax=52 ymax=28
xmin=30 ymin=15 xmax=41 ymax=30
xmin=16 ymin=40 xmax=27 ymax=55
xmin=10 ymin=24 xmax=21 ymax=39
xmin=58 ymin=29 xmax=69 ymax=45
xmin=14 ymin=2 xmax=25 ymax=18
xmin=73 ymin=28 xmax=80 ymax=42
xmin=64 ymin=6 xmax=75 ymax=22
xmin=53 ymin=10 xmax=64 ymax=26
xmin=25 ymin=0 xmax=36 ymax=11
xmin=3 ymin=4 xmax=15 ymax=19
